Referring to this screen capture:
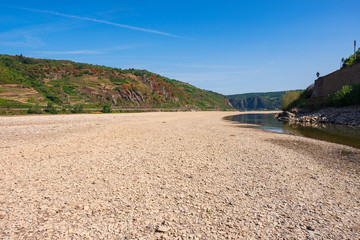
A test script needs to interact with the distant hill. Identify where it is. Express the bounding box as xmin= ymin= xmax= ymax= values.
xmin=227 ymin=91 xmax=287 ymax=110
xmin=0 ymin=54 xmax=232 ymax=111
